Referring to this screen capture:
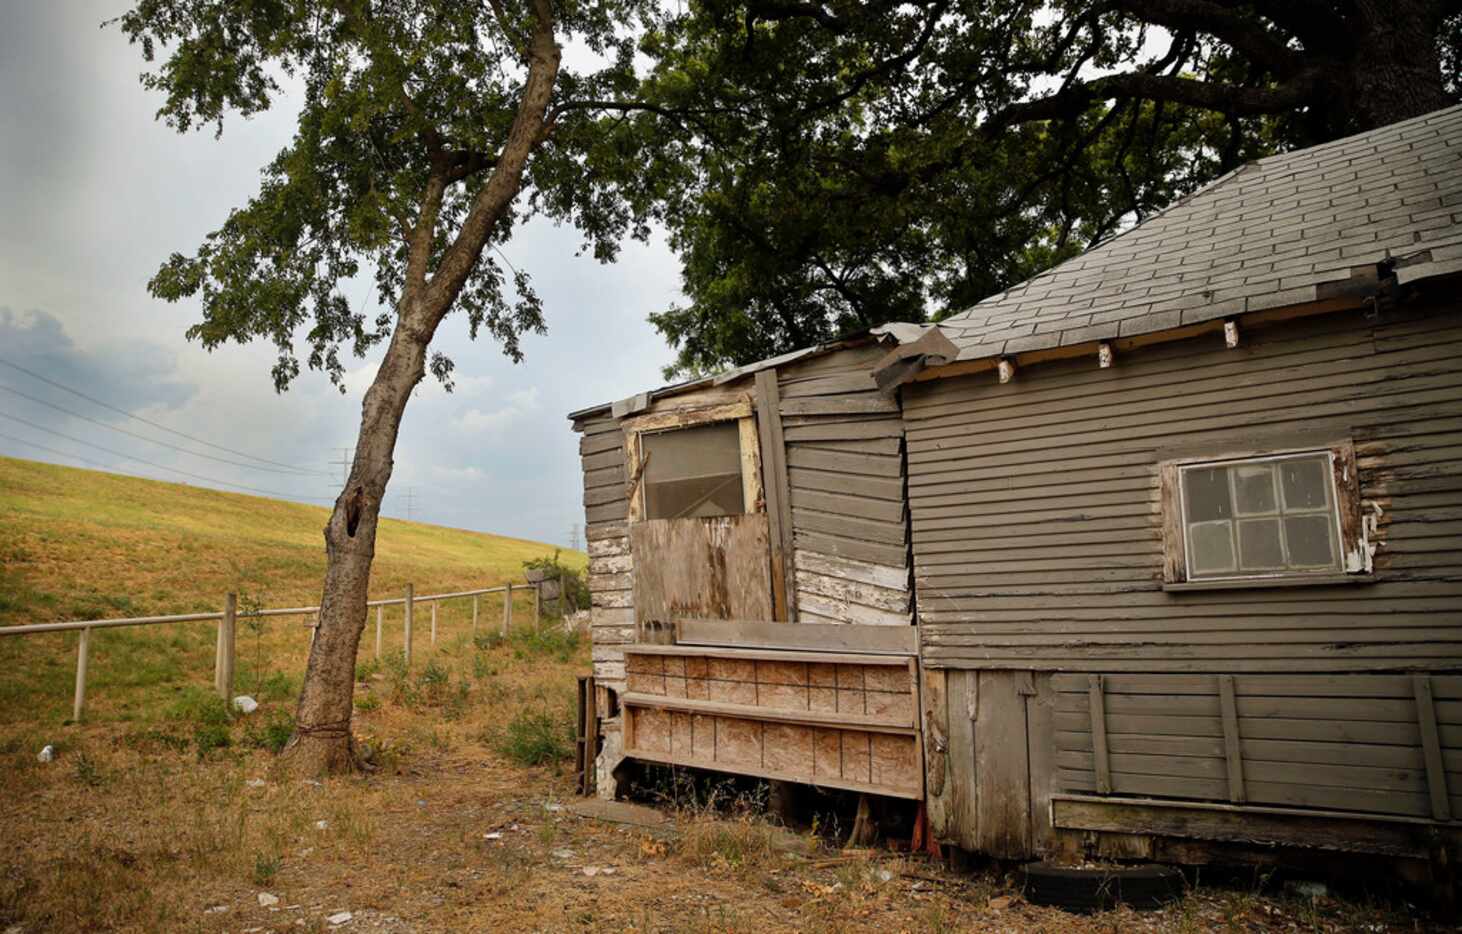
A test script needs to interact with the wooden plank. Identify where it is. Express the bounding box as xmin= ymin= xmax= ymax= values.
xmin=1026 ymin=674 xmax=1057 ymax=854
xmin=794 ymin=569 xmax=909 ymax=613
xmin=941 ymin=670 xmax=979 ymax=851
xmin=1050 ymin=795 xmax=1435 ymax=858
xmin=629 ymin=515 xmax=773 ymax=627
xmin=675 ymin=619 xmax=915 ymax=655
xmin=624 ymin=745 xmax=920 ymax=799
xmin=738 ymin=415 xmax=764 ymax=521
xmin=1218 ymin=675 xmax=1246 ymax=804
xmin=622 ymin=694 xmax=916 ymax=733
xmin=1414 ymin=675 xmax=1452 ymax=821
xmin=754 ymin=369 xmax=795 ymax=622
xmin=791 ymin=507 xmax=907 ymax=547
xmin=796 ymin=592 xmax=912 ymax=627
xmin=783 ymin=419 xmax=904 ymax=443
xmin=786 ymin=446 xmax=902 ymax=478
xmin=795 ymin=531 xmax=909 ymax=569
xmin=1088 ymin=674 xmax=1112 ymax=795
xmin=623 ymin=643 xmax=911 ymax=666
xmin=794 ymin=549 xmax=907 ymax=590
xmin=976 ymin=671 xmax=1033 ymax=858
xmin=788 ymin=467 xmax=905 ymax=503
xmin=621 ymin=398 xmax=753 ymax=434
xmin=779 ymin=372 xmax=879 ymax=398
xmin=779 ymin=394 xmax=899 ymax=417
